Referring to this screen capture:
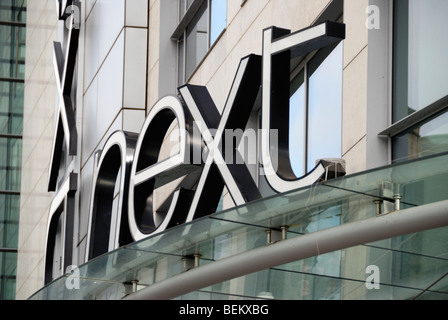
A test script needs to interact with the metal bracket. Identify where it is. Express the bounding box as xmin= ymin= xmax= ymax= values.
xmin=266 ymin=226 xmax=289 ymax=245
xmin=182 ymin=254 xmax=201 ymax=271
